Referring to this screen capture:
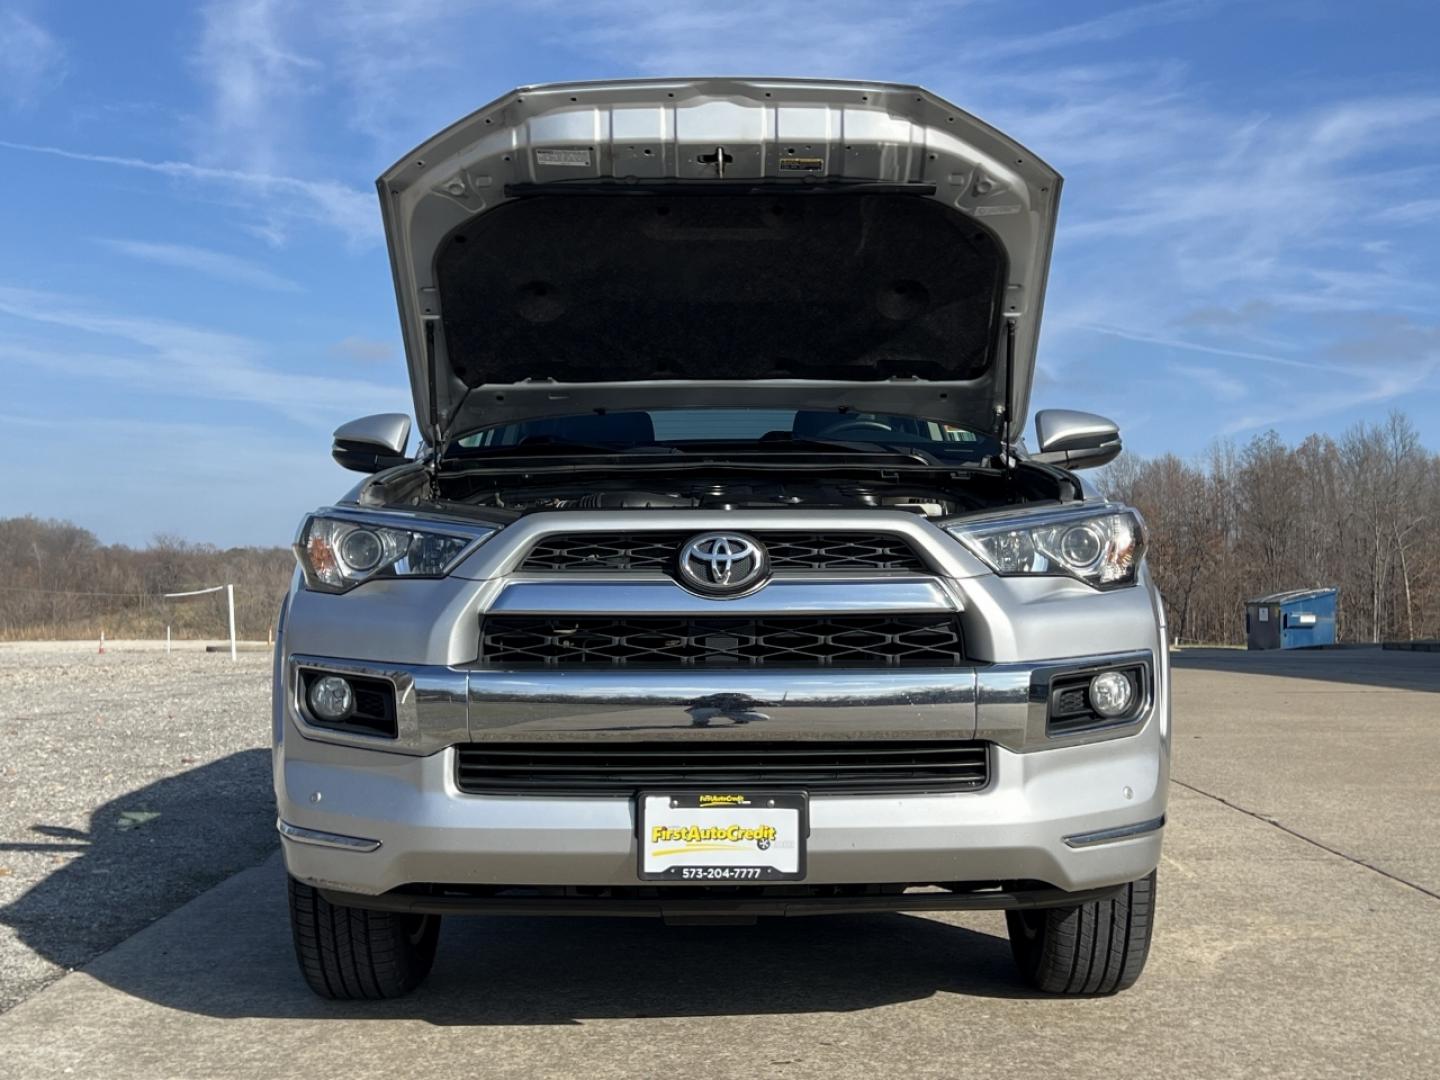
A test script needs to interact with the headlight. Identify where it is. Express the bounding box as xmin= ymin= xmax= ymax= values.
xmin=294 ymin=511 xmax=495 ymax=593
xmin=947 ymin=504 xmax=1145 ymax=589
